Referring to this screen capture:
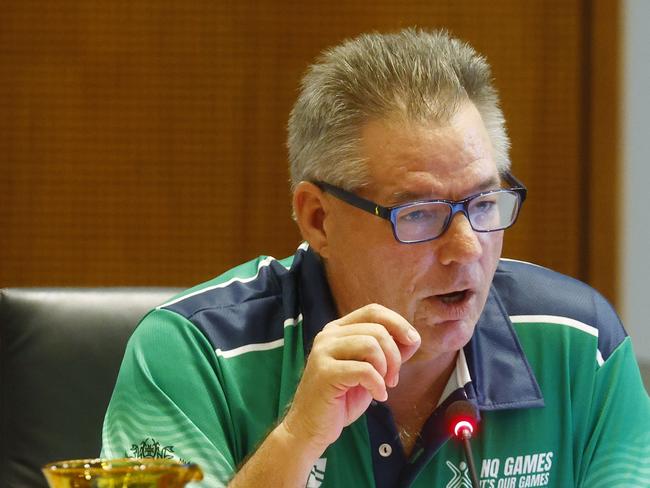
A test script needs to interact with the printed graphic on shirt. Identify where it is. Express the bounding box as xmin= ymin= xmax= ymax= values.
xmin=128 ymin=438 xmax=189 ymax=464
xmin=463 ymin=451 xmax=555 ymax=488
xmin=306 ymin=458 xmax=327 ymax=488
xmin=130 ymin=437 xmax=175 ymax=459
xmin=445 ymin=460 xmax=474 ymax=487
